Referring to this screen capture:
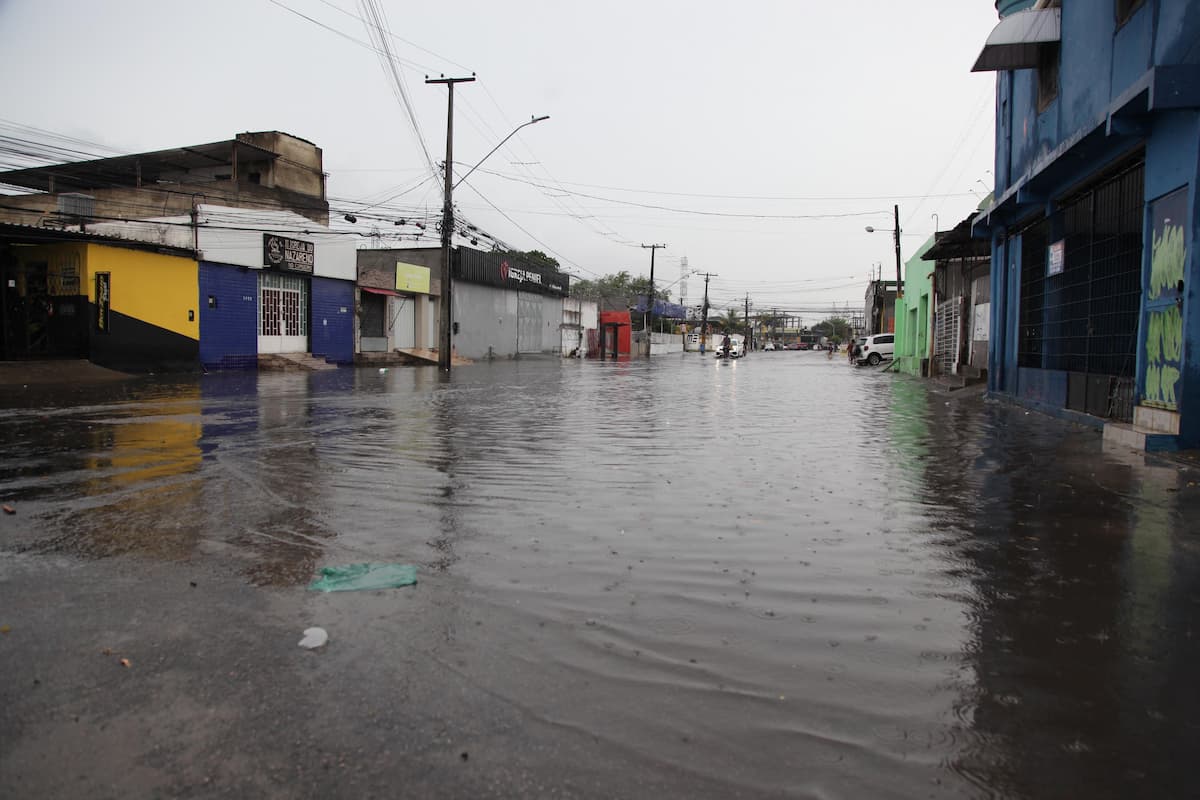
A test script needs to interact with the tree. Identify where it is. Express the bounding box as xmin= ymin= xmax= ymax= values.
xmin=501 ymin=249 xmax=559 ymax=269
xmin=754 ymin=310 xmax=786 ymax=340
xmin=811 ymin=316 xmax=852 ymax=343
xmin=716 ymin=308 xmax=743 ymax=333
xmin=570 ymin=270 xmax=669 ymax=302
